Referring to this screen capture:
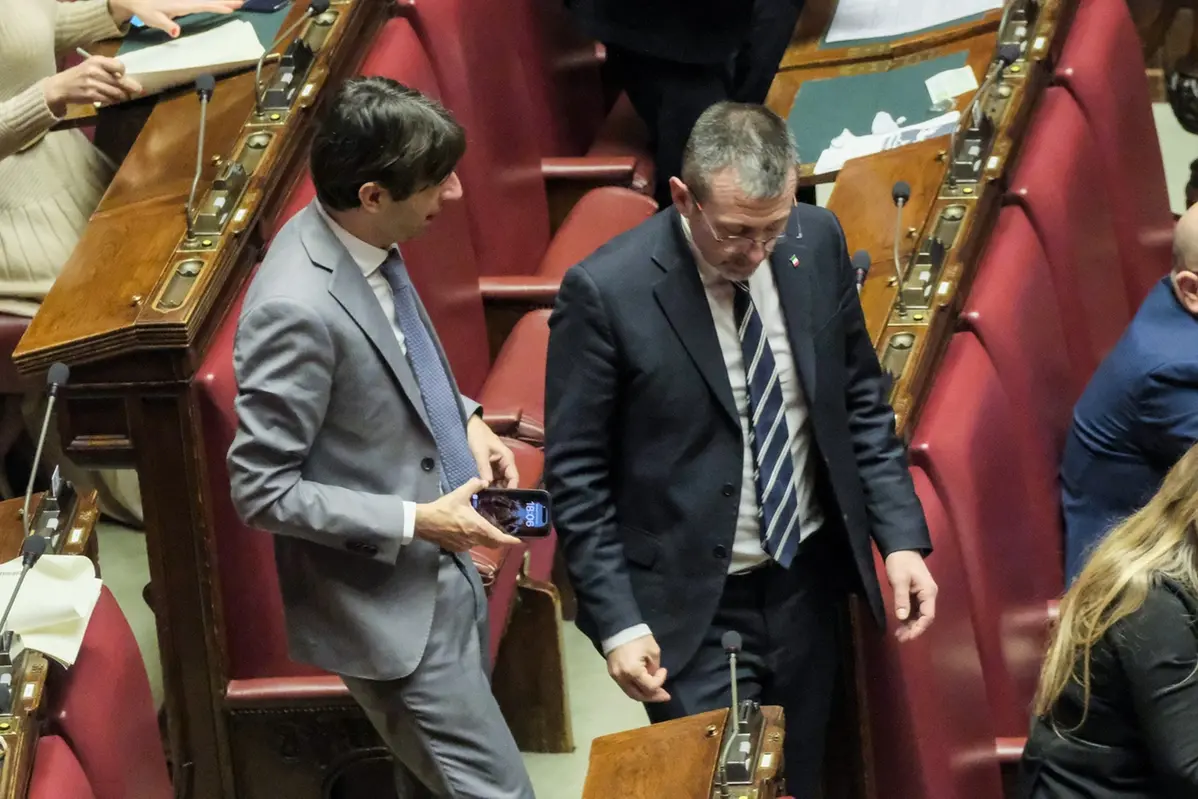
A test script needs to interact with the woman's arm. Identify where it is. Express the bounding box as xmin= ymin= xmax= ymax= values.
xmin=55 ymin=1 xmax=128 ymax=54
xmin=1117 ymin=586 xmax=1198 ymax=795
xmin=0 ymin=83 xmax=59 ymax=161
